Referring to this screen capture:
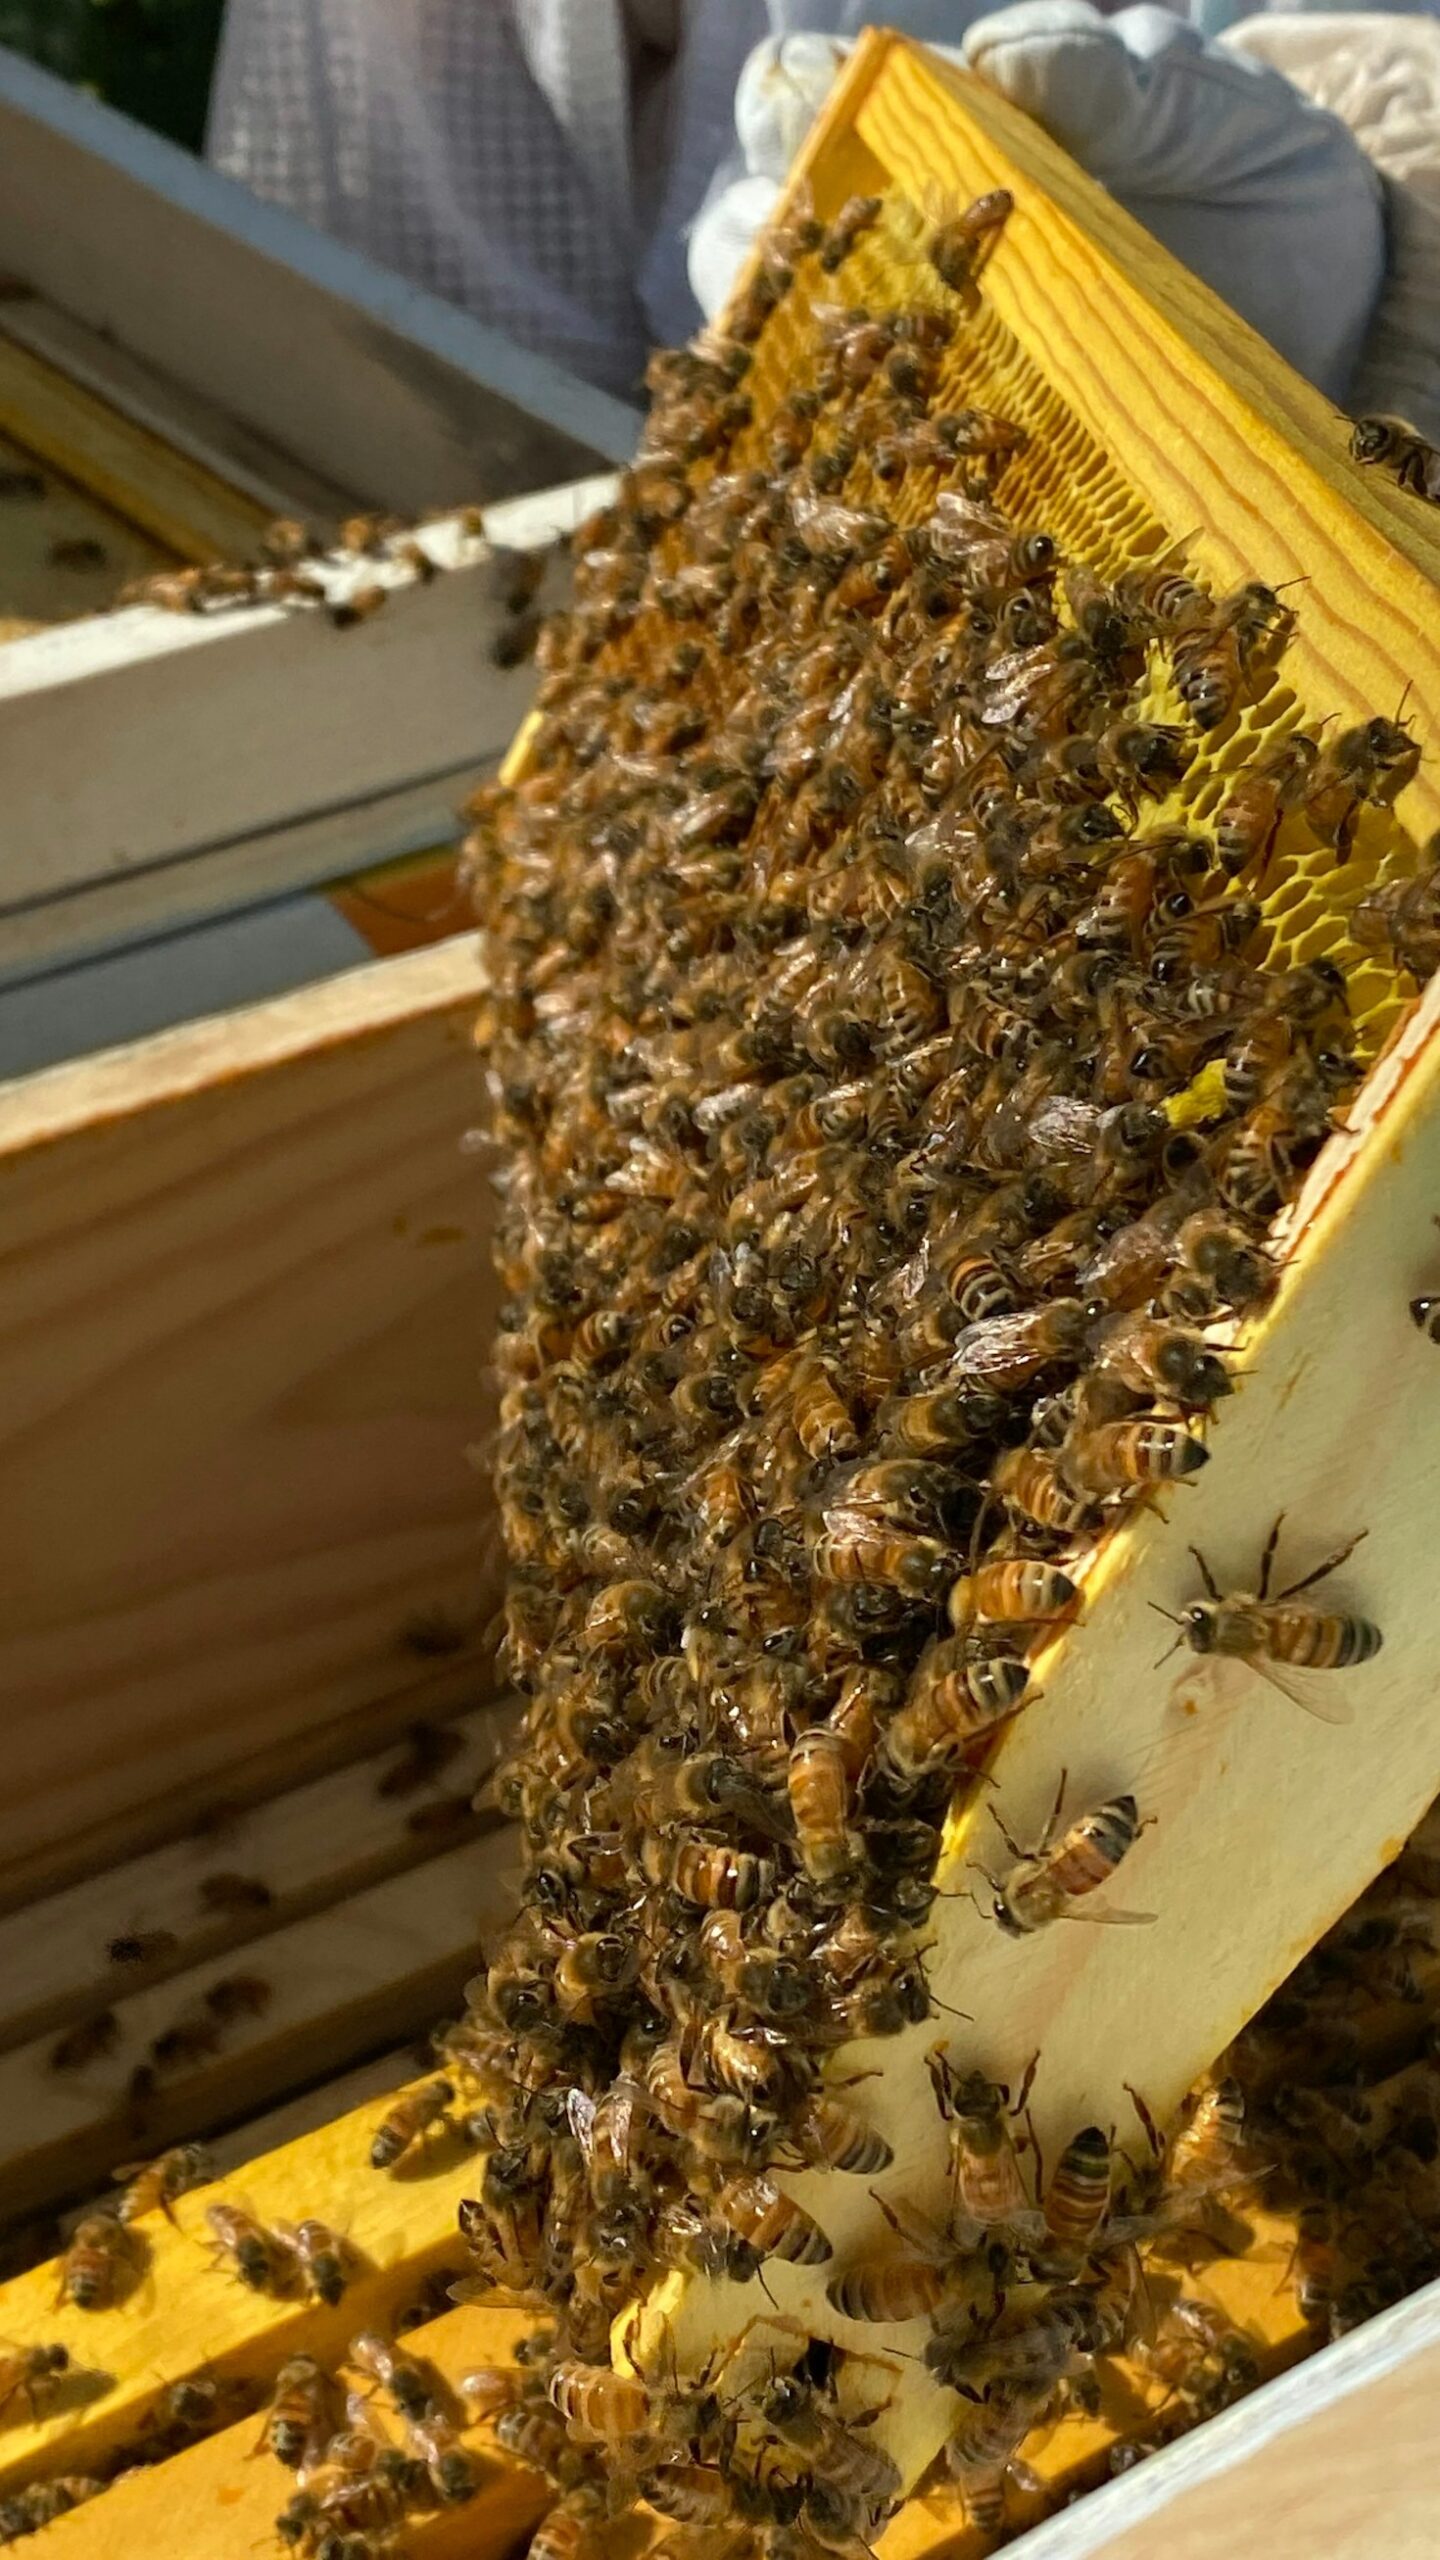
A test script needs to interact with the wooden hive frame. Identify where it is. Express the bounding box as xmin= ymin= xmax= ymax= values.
xmin=5 ymin=27 xmax=1440 ymax=2560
